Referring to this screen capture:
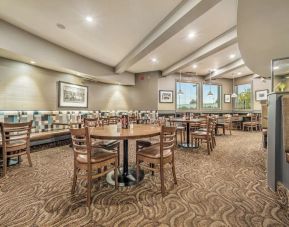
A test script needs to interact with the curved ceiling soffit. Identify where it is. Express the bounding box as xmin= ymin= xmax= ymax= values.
xmin=237 ymin=0 xmax=289 ymax=78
